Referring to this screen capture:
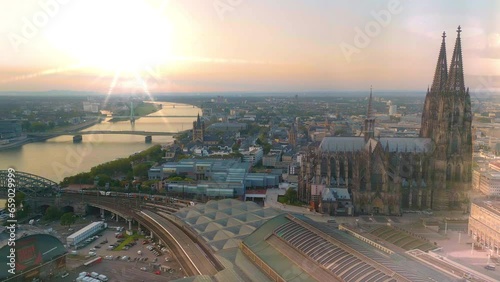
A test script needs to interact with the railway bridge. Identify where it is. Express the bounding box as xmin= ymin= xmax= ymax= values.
xmin=0 ymin=172 xmax=222 ymax=277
